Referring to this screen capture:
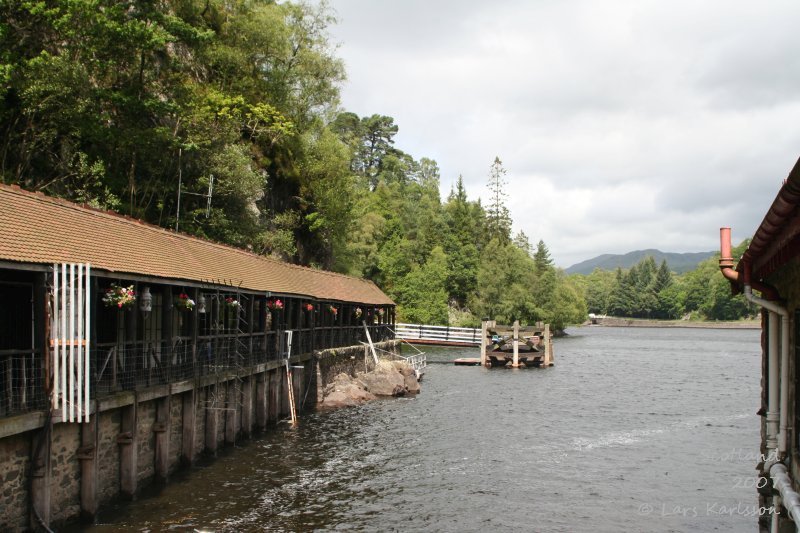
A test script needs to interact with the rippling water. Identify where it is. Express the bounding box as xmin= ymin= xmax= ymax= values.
xmin=81 ymin=326 xmax=762 ymax=532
